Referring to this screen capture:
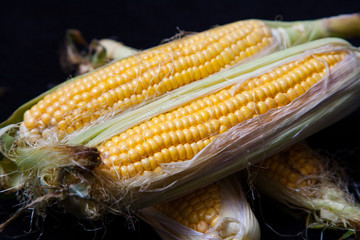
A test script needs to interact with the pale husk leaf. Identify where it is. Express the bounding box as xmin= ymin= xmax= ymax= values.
xmin=139 ymin=175 xmax=260 ymax=240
